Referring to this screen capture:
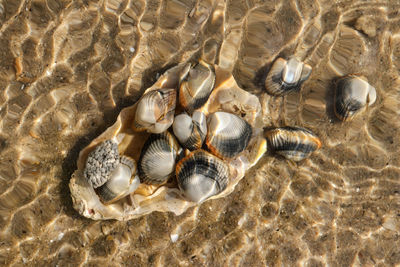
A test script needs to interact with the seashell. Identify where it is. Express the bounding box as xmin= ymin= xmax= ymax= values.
xmin=265 ymin=57 xmax=312 ymax=96
xmin=84 ymin=139 xmax=120 ymax=188
xmin=265 ymin=126 xmax=322 ymax=161
xmin=172 ymin=111 xmax=207 ymax=151
xmin=138 ymin=131 xmax=182 ymax=184
xmin=133 ymin=88 xmax=176 ymax=133
xmin=206 ymin=112 xmax=252 ymax=158
xmin=96 ymin=156 xmax=140 ymax=205
xmin=69 ymin=63 xmax=265 ymax=221
xmin=179 ymin=61 xmax=215 ymax=113
xmin=334 ymin=75 xmax=377 ymax=121
xmin=176 ymin=150 xmax=228 ymax=203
